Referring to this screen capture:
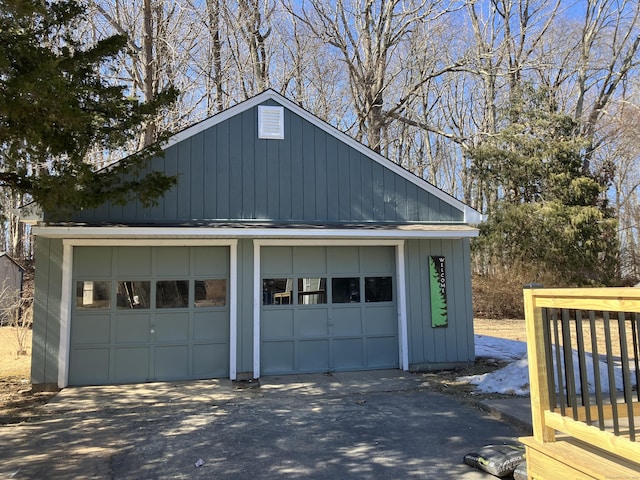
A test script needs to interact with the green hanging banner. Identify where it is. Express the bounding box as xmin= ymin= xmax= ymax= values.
xmin=429 ymin=256 xmax=448 ymax=328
